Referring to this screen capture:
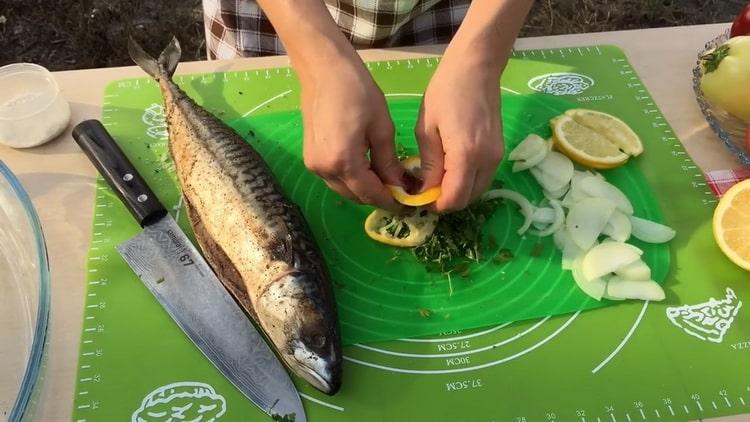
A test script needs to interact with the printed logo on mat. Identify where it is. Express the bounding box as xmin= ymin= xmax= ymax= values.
xmin=142 ymin=103 xmax=168 ymax=140
xmin=528 ymin=72 xmax=595 ymax=96
xmin=666 ymin=288 xmax=742 ymax=343
xmin=132 ymin=381 xmax=227 ymax=422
